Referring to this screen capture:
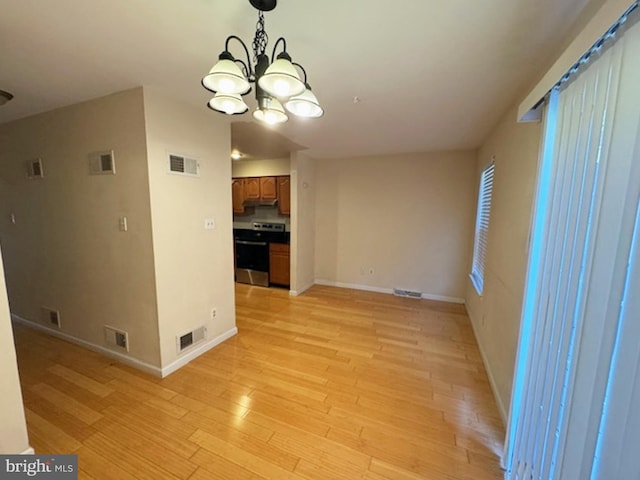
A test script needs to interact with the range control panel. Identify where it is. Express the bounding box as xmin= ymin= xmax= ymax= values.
xmin=252 ymin=222 xmax=285 ymax=232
